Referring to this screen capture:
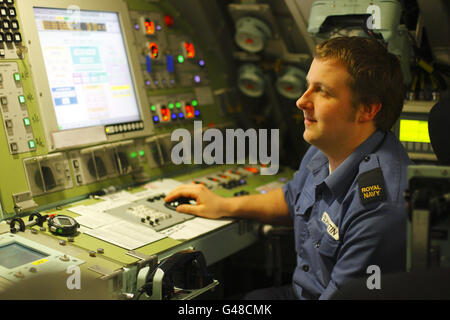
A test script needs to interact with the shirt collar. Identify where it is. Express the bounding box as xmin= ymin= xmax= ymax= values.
xmin=307 ymin=130 xmax=386 ymax=199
